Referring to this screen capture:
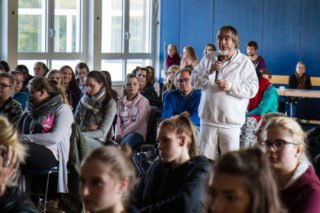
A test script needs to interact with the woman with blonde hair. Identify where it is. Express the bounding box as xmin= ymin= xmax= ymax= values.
xmin=80 ymin=145 xmax=138 ymax=213
xmin=180 ymin=46 xmax=199 ymax=69
xmin=163 ymin=65 xmax=180 ymax=94
xmin=261 ymin=116 xmax=320 ymax=213
xmin=0 ymin=116 xmax=38 ymax=212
